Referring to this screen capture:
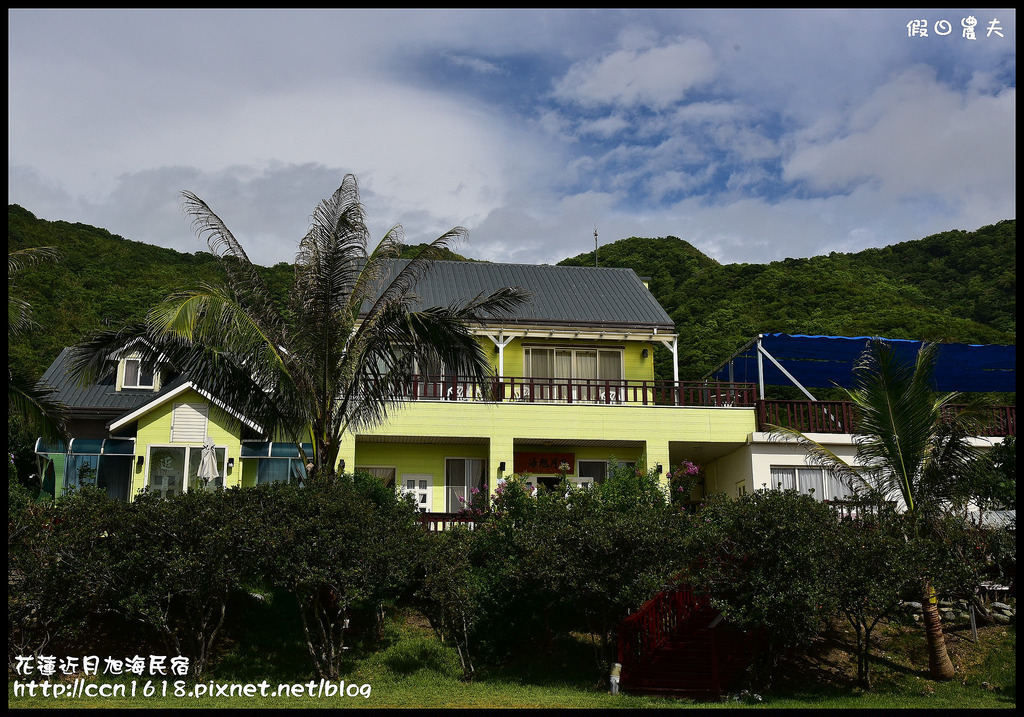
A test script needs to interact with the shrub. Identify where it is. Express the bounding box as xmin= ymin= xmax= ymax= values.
xmin=684 ymin=489 xmax=840 ymax=687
